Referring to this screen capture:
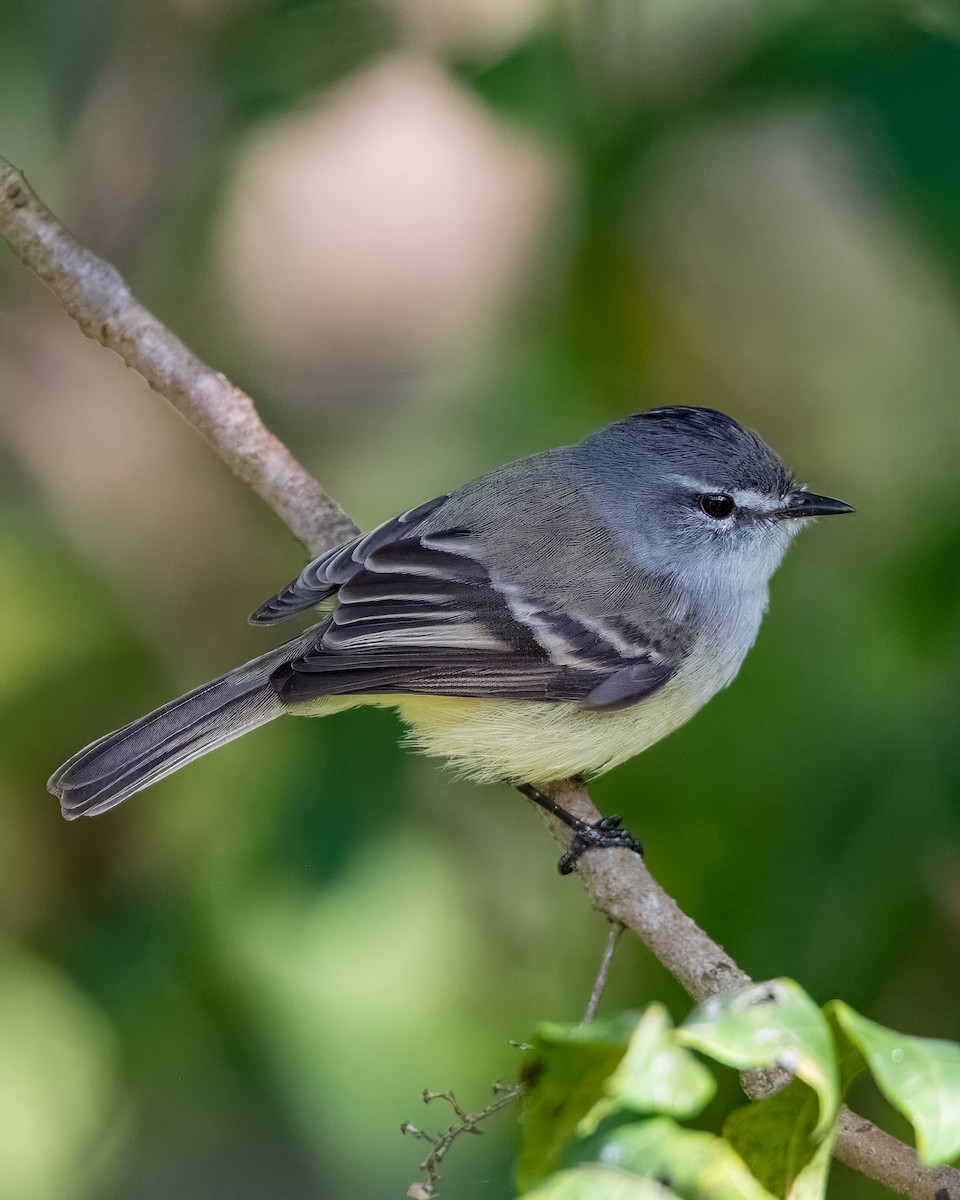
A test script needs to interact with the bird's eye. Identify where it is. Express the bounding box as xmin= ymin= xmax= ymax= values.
xmin=699 ymin=493 xmax=735 ymax=520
